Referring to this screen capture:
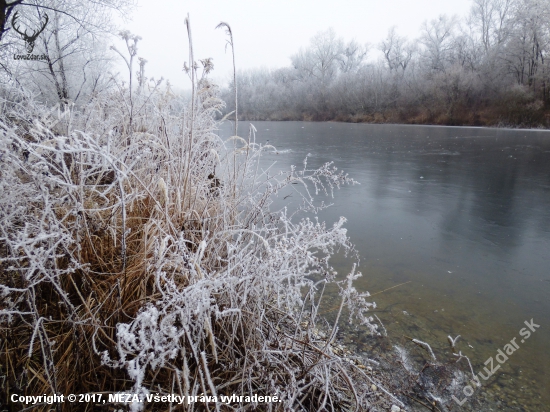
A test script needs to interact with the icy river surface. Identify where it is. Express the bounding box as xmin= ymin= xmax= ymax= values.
xmin=220 ymin=121 xmax=550 ymax=410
